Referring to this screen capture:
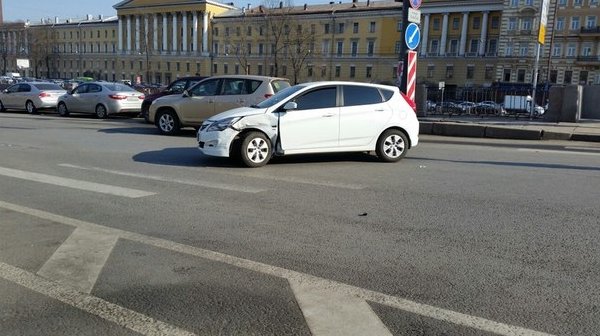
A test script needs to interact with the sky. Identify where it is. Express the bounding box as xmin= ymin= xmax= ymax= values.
xmin=2 ymin=0 xmax=328 ymax=23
